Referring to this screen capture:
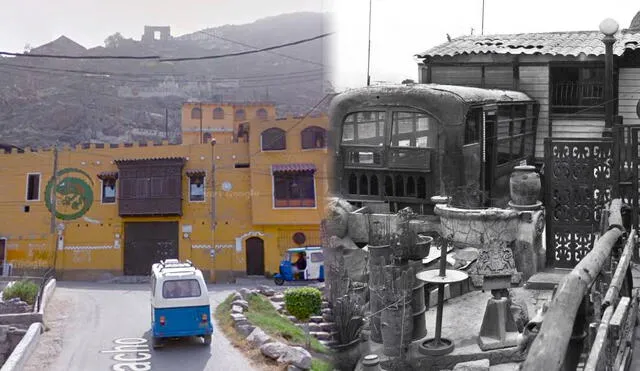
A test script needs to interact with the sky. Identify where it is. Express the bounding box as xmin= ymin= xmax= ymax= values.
xmin=1 ymin=1 xmax=639 ymax=93
xmin=0 ymin=0 xmax=331 ymax=51
xmin=330 ymin=0 xmax=640 ymax=91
